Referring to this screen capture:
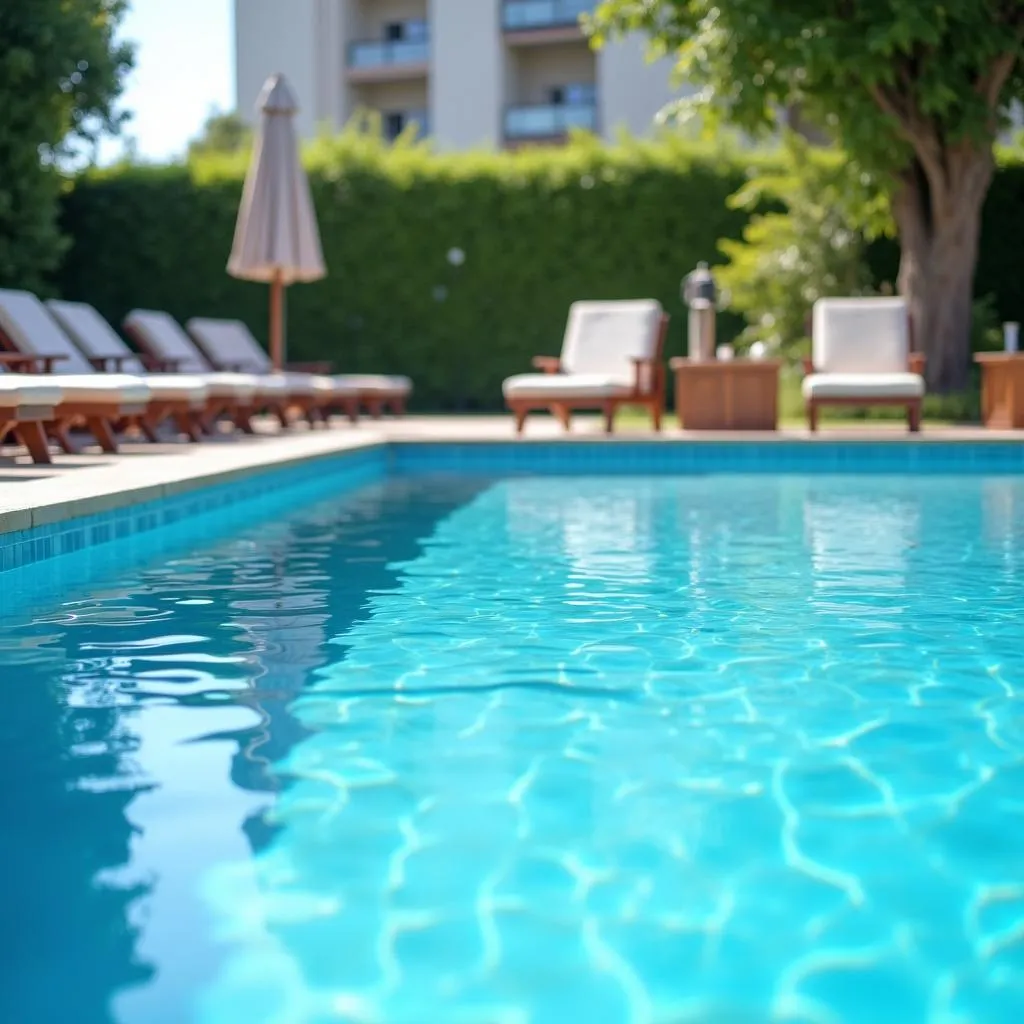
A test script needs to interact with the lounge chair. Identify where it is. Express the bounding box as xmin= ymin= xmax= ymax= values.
xmin=184 ymin=318 xmax=360 ymax=424
xmin=803 ymin=297 xmax=926 ymax=433
xmin=503 ymin=299 xmax=669 ymax=434
xmin=46 ymin=300 xmax=210 ymax=442
xmin=0 ymin=373 xmax=63 ymax=464
xmin=123 ymin=310 xmax=317 ymax=431
xmin=186 ymin=317 xmax=405 ymax=419
xmin=0 ymin=290 xmax=152 ymax=454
